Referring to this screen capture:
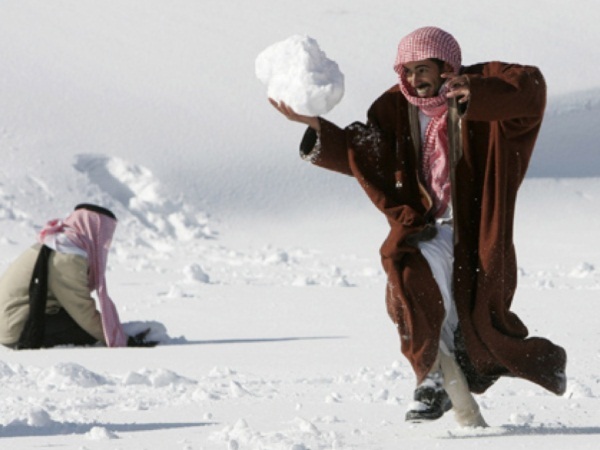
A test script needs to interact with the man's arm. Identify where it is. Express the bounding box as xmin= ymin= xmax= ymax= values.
xmin=268 ymin=99 xmax=354 ymax=176
xmin=460 ymin=62 xmax=546 ymax=123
